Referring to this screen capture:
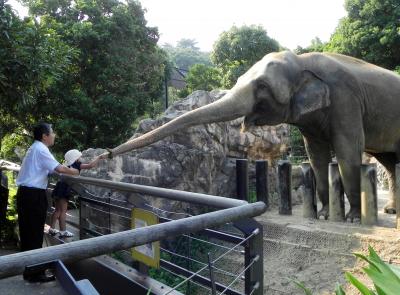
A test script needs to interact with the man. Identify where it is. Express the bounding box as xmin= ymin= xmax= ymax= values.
xmin=16 ymin=123 xmax=79 ymax=281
